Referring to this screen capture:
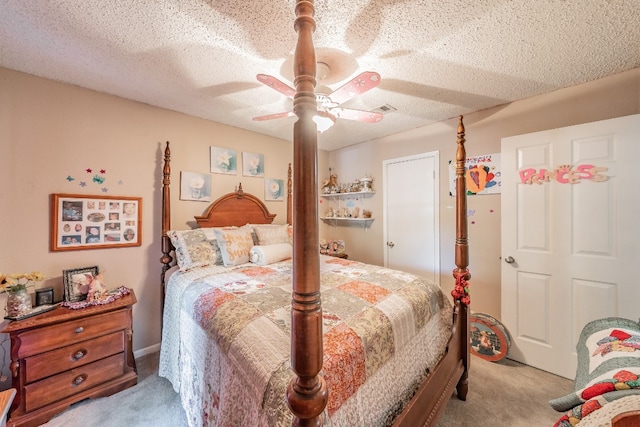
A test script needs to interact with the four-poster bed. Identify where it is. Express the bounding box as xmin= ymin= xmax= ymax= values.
xmin=159 ymin=2 xmax=470 ymax=426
